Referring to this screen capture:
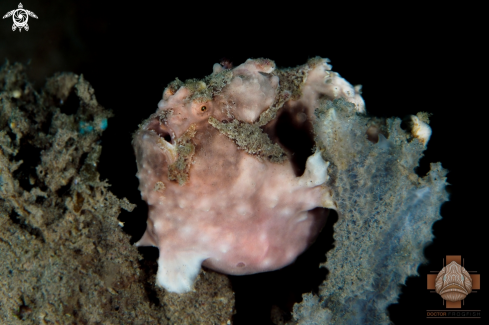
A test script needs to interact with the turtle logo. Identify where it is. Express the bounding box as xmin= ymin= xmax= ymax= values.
xmin=2 ymin=3 xmax=38 ymax=32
